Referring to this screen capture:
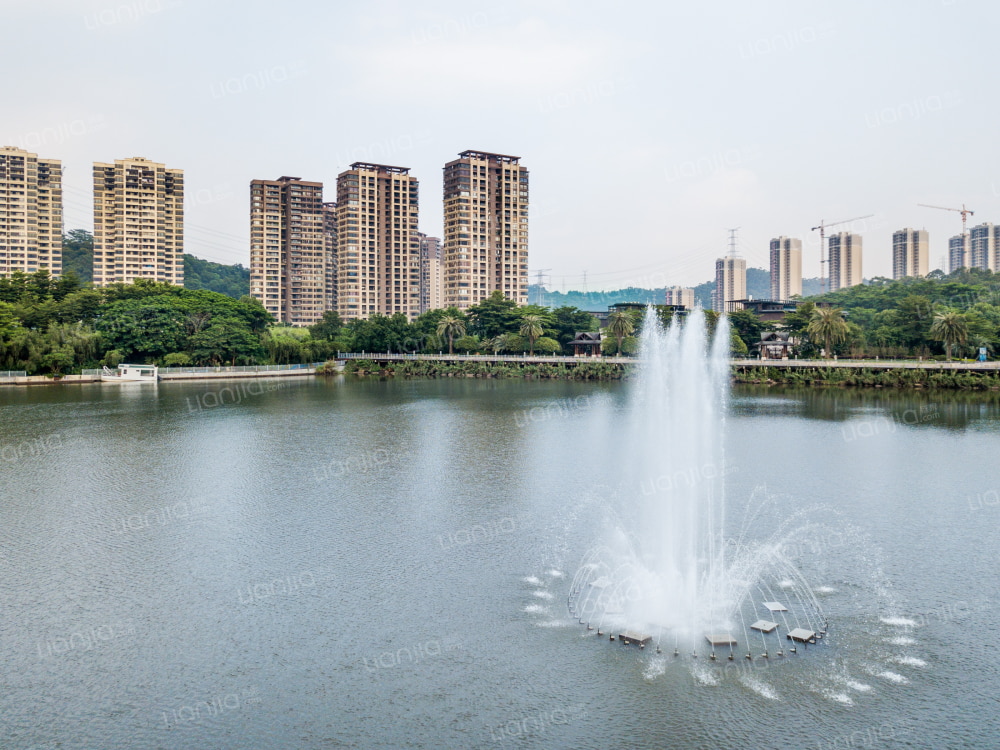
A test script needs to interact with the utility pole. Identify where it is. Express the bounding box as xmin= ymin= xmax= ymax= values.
xmin=533 ymin=268 xmax=552 ymax=306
